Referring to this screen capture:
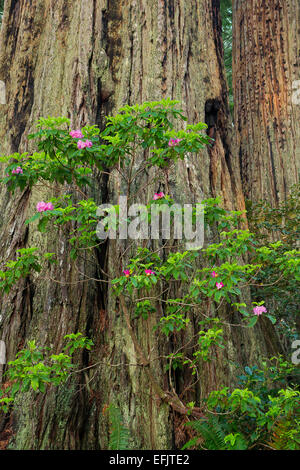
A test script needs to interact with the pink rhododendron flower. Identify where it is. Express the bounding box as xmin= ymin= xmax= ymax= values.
xmin=168 ymin=138 xmax=182 ymax=147
xmin=153 ymin=192 xmax=165 ymax=200
xmin=36 ymin=201 xmax=47 ymax=212
xmin=77 ymin=139 xmax=93 ymax=149
xmin=45 ymin=202 xmax=54 ymax=211
xmin=216 ymin=281 xmax=224 ymax=289
xmin=123 ymin=269 xmax=131 ymax=278
xmin=77 ymin=140 xmax=86 ymax=149
xmin=253 ymin=305 xmax=267 ymax=316
xmin=211 ymin=271 xmax=218 ymax=278
xmin=145 ymin=269 xmax=155 ymax=276
xmin=70 ymin=130 xmax=83 ymax=138
xmin=12 ymin=167 xmax=23 ymax=174
xmin=36 ymin=201 xmax=54 ymax=212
